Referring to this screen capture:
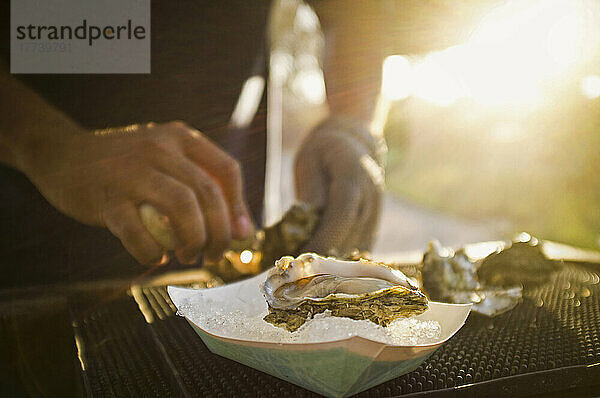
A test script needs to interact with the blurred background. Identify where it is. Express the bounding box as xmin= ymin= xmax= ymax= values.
xmin=269 ymin=0 xmax=600 ymax=254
